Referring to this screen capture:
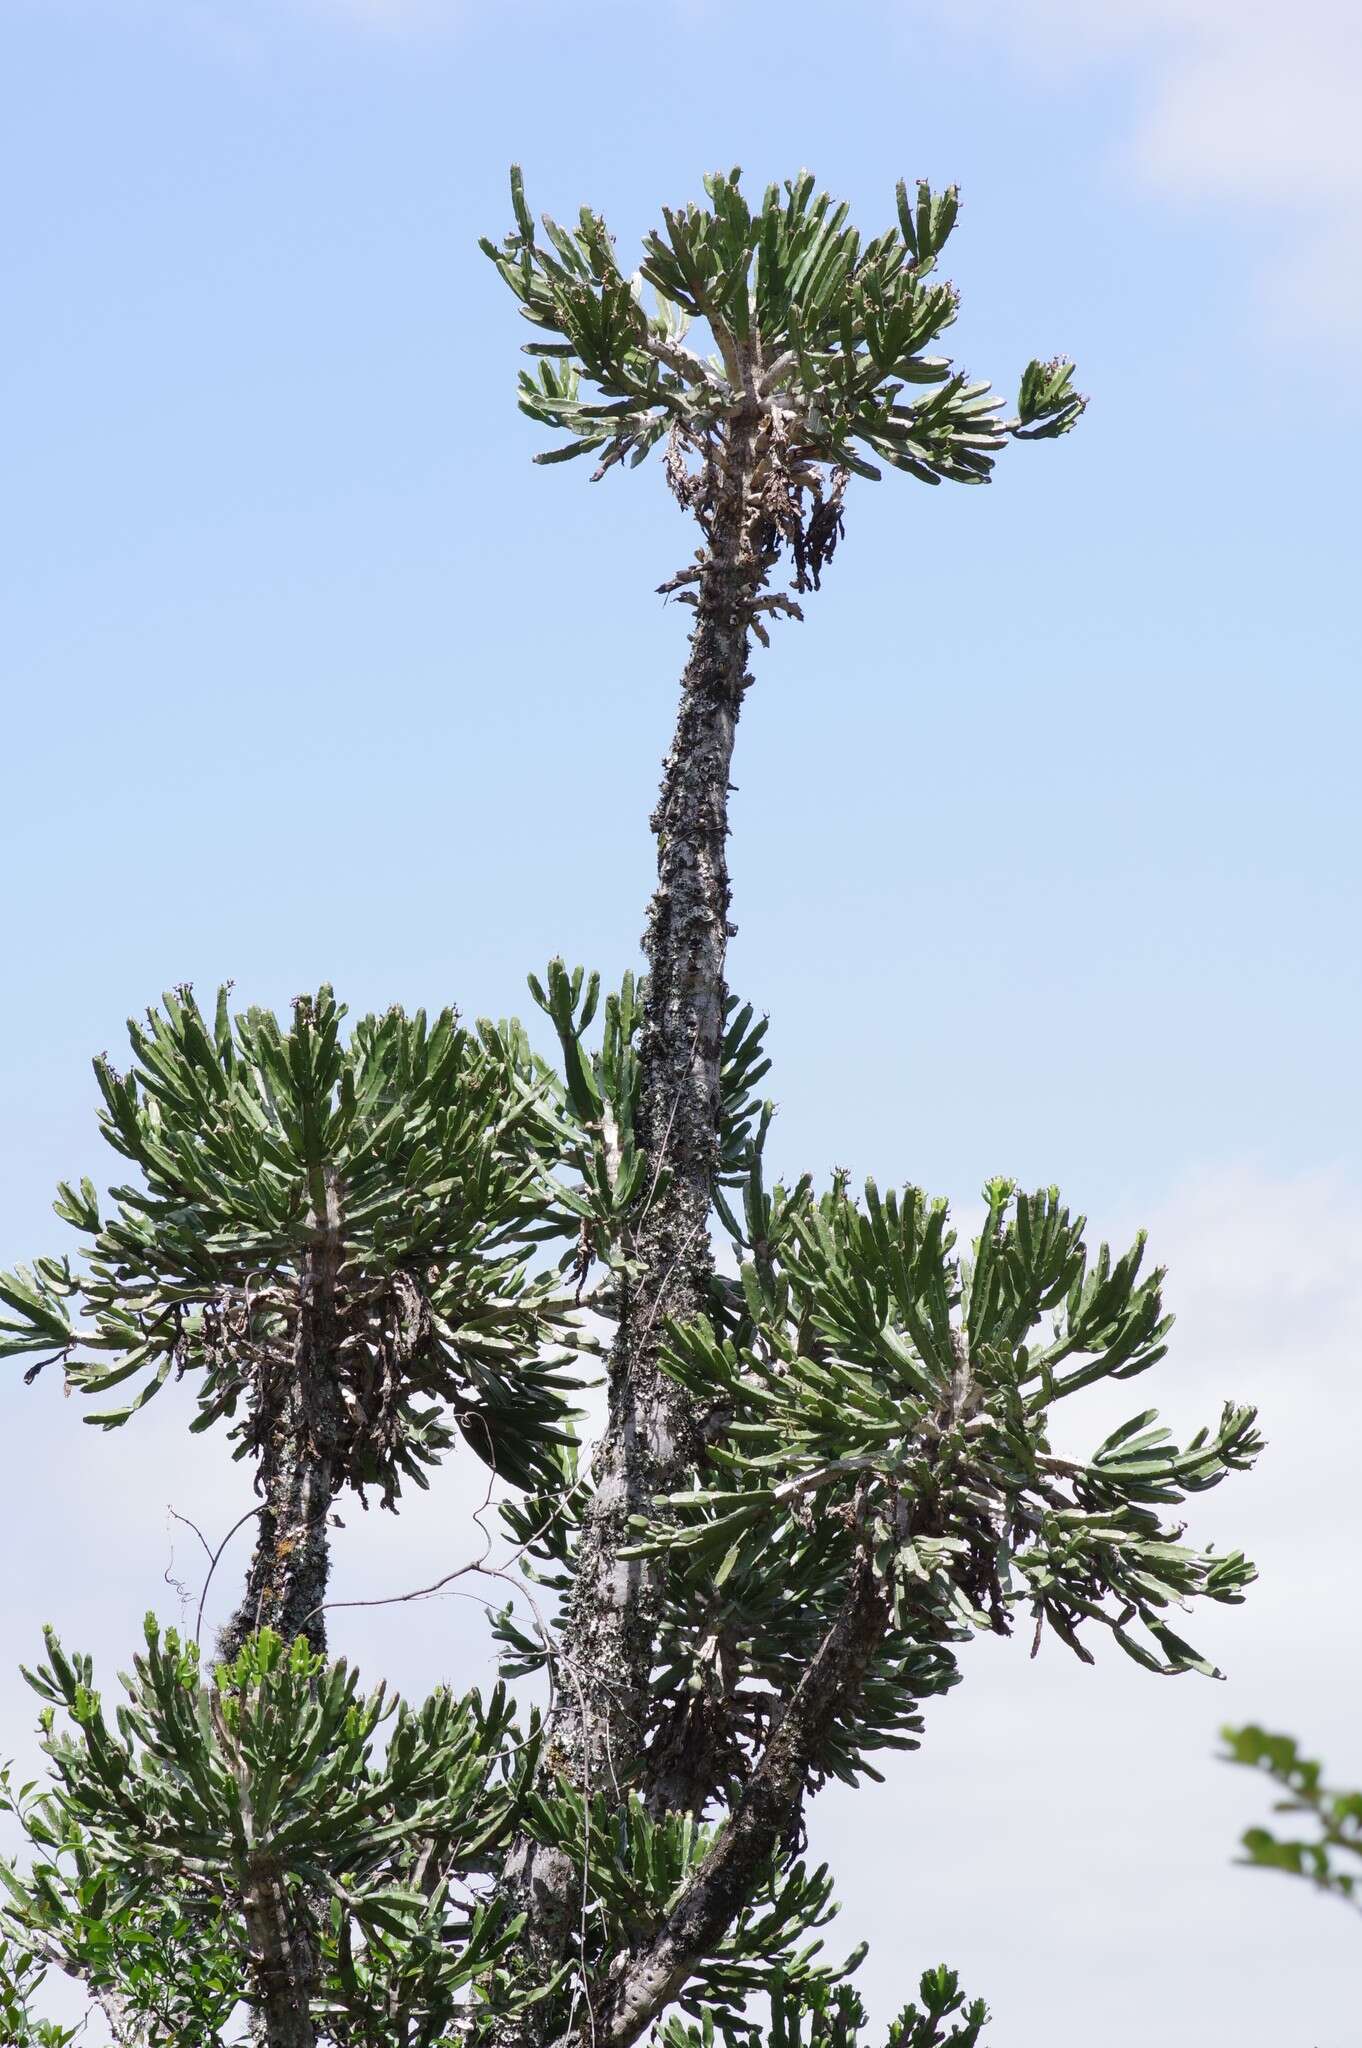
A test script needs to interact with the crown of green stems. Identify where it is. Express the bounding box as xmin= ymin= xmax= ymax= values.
xmin=483 ymin=164 xmax=1083 ymax=488
xmin=0 ymin=985 xmax=582 ymax=1502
